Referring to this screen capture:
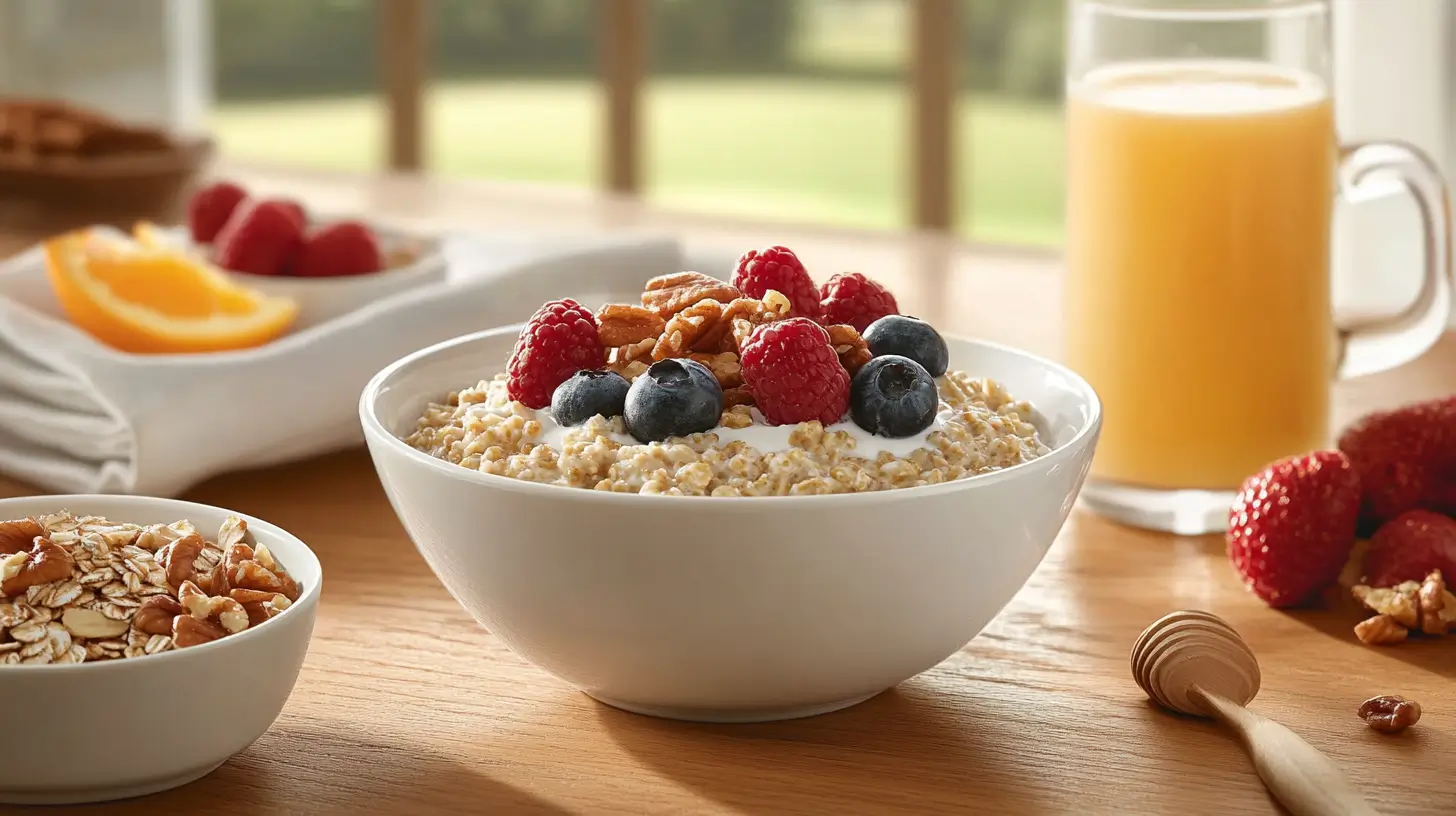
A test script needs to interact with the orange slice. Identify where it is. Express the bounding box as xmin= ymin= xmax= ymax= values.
xmin=43 ymin=230 xmax=299 ymax=354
